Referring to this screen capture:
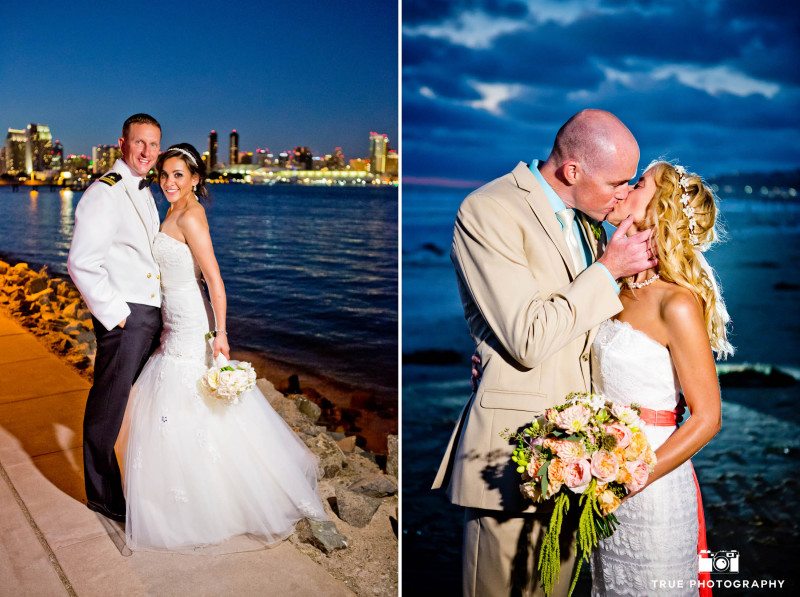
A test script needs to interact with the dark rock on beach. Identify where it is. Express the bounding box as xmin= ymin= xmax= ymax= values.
xmin=334 ymin=486 xmax=382 ymax=528
xmin=295 ymin=518 xmax=348 ymax=554
xmin=718 ymin=365 xmax=797 ymax=388
xmin=348 ymin=474 xmax=398 ymax=498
